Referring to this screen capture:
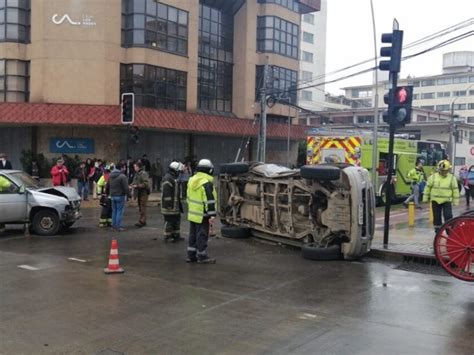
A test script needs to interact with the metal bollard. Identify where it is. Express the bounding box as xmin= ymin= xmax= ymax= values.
xmin=408 ymin=202 xmax=415 ymax=227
